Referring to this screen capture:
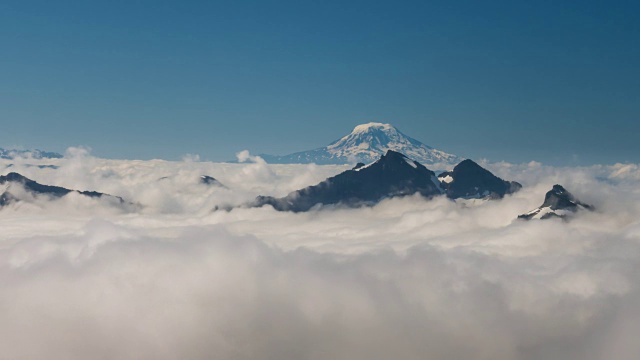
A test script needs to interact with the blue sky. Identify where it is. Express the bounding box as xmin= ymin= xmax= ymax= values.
xmin=1 ymin=0 xmax=638 ymax=165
